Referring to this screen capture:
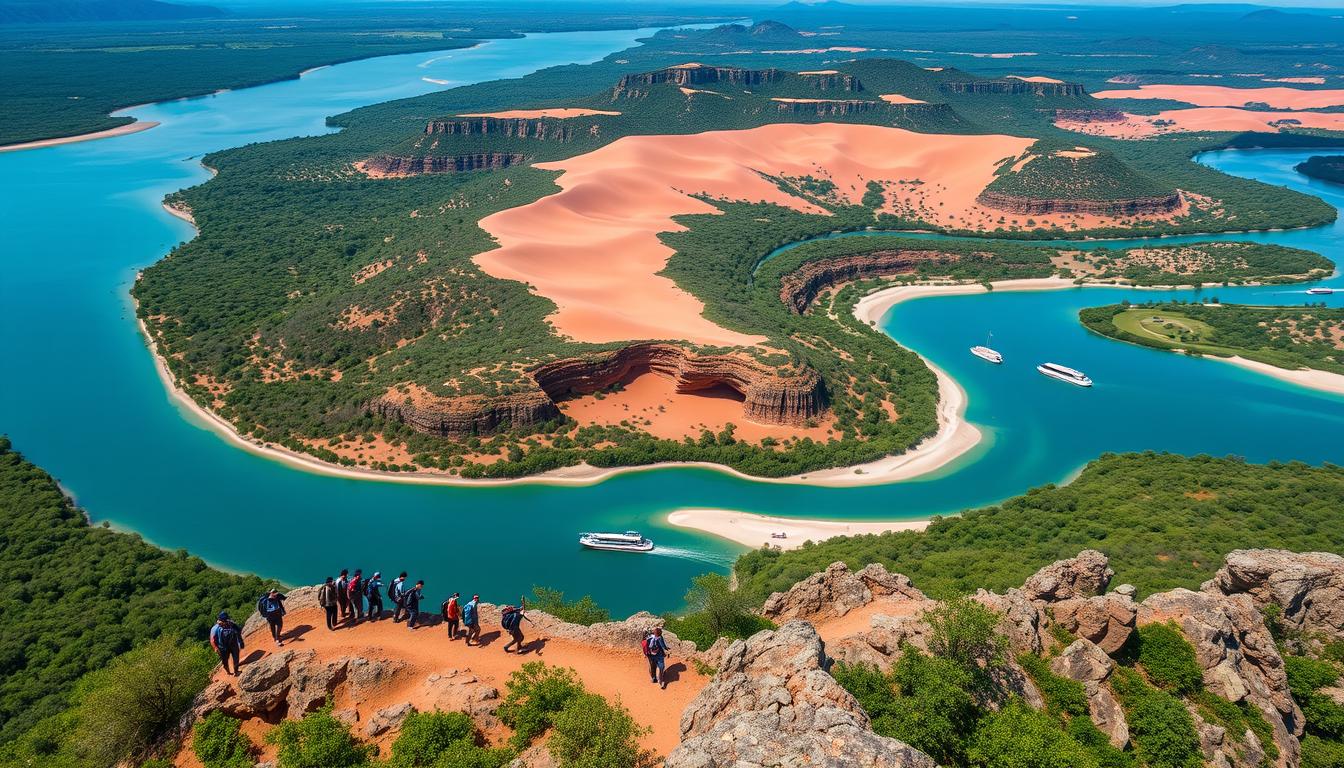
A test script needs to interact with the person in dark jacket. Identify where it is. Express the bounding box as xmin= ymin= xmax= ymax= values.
xmin=463 ymin=594 xmax=481 ymax=646
xmin=403 ymin=580 xmax=425 ymax=629
xmin=210 ymin=611 xmax=245 ymax=675
xmin=258 ymin=589 xmax=287 ymax=646
xmin=365 ymin=572 xmax=384 ymax=621
xmin=348 ymin=569 xmax=364 ymax=624
xmin=390 ymin=572 xmax=408 ymax=623
xmin=318 ymin=576 xmax=339 ymax=630
xmin=643 ymin=626 xmax=670 ymax=689
xmin=441 ymin=592 xmax=461 ymax=640
xmin=501 ymin=602 xmax=533 ymax=654
xmin=335 ymin=569 xmax=351 ymax=621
